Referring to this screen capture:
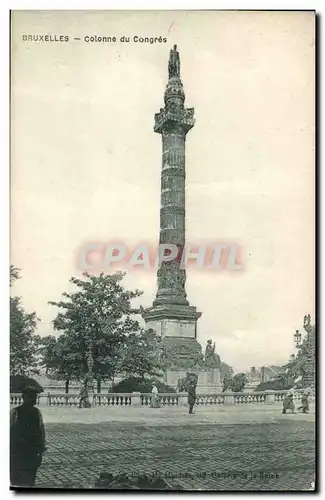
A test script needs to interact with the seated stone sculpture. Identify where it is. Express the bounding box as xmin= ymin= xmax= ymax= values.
xmin=204 ymin=340 xmax=221 ymax=369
